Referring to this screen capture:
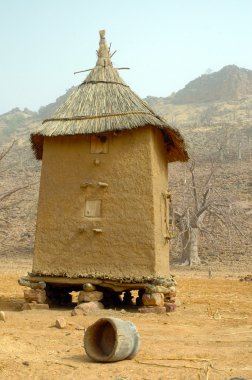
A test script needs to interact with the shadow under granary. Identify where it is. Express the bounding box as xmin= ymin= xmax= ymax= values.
xmin=19 ymin=30 xmax=188 ymax=311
